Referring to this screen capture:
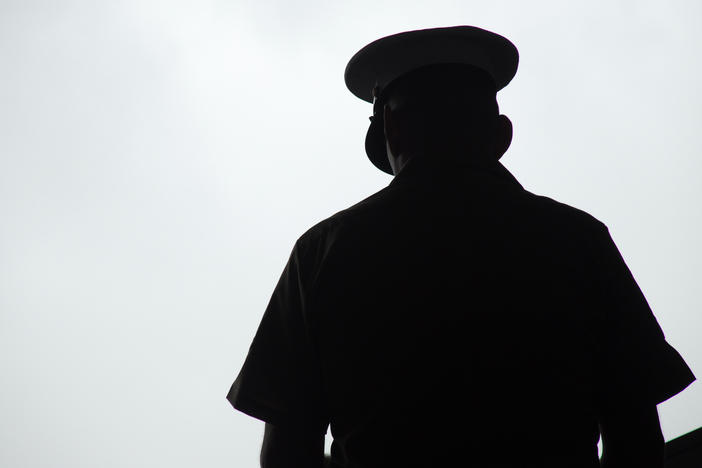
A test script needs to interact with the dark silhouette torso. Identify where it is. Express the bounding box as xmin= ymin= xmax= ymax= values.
xmin=227 ymin=154 xmax=695 ymax=468
xmin=307 ymin=157 xmax=603 ymax=466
